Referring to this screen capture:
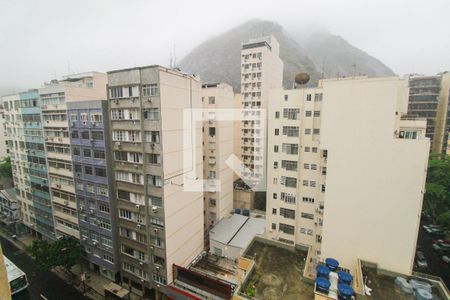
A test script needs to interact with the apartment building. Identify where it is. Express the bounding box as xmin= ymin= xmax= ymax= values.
xmin=3 ymin=90 xmax=55 ymax=239
xmin=0 ymin=107 xmax=7 ymax=160
xmin=40 ymin=72 xmax=107 ymax=239
xmin=202 ymin=83 xmax=234 ymax=233
xmin=239 ymin=35 xmax=283 ymax=191
xmin=407 ymin=72 xmax=450 ymax=154
xmin=67 ymin=100 xmax=119 ymax=281
xmin=266 ymin=77 xmax=429 ymax=275
xmin=107 ymin=66 xmax=203 ymax=298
